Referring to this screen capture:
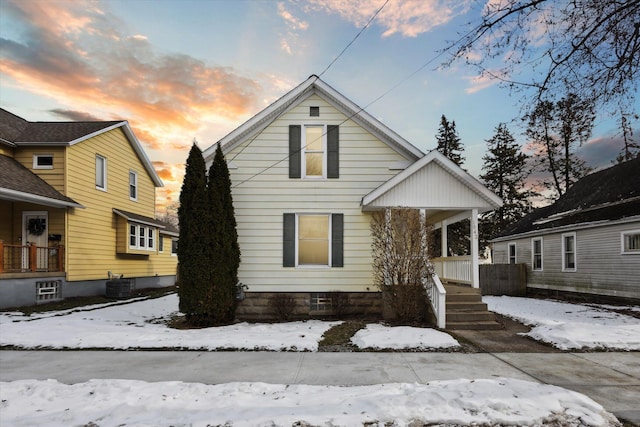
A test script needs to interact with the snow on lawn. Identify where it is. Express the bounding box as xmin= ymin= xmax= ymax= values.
xmin=485 ymin=296 xmax=640 ymax=351
xmin=0 ymin=378 xmax=619 ymax=427
xmin=0 ymin=294 xmax=339 ymax=351
xmin=352 ymin=323 xmax=460 ymax=350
